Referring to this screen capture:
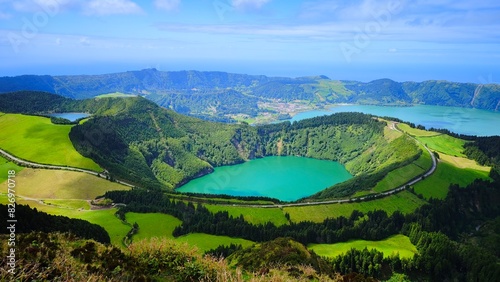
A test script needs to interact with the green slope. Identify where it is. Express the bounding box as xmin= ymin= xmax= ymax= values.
xmin=0 ymin=113 xmax=101 ymax=171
